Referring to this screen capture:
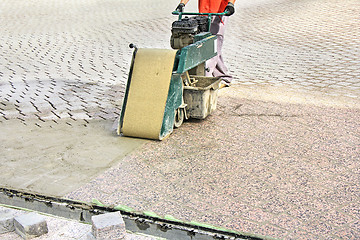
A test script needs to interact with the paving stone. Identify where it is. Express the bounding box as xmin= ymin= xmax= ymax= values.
xmin=87 ymin=232 xmax=96 ymax=240
xmin=91 ymin=212 xmax=126 ymax=240
xmin=14 ymin=213 xmax=48 ymax=240
xmin=0 ymin=208 xmax=17 ymax=234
